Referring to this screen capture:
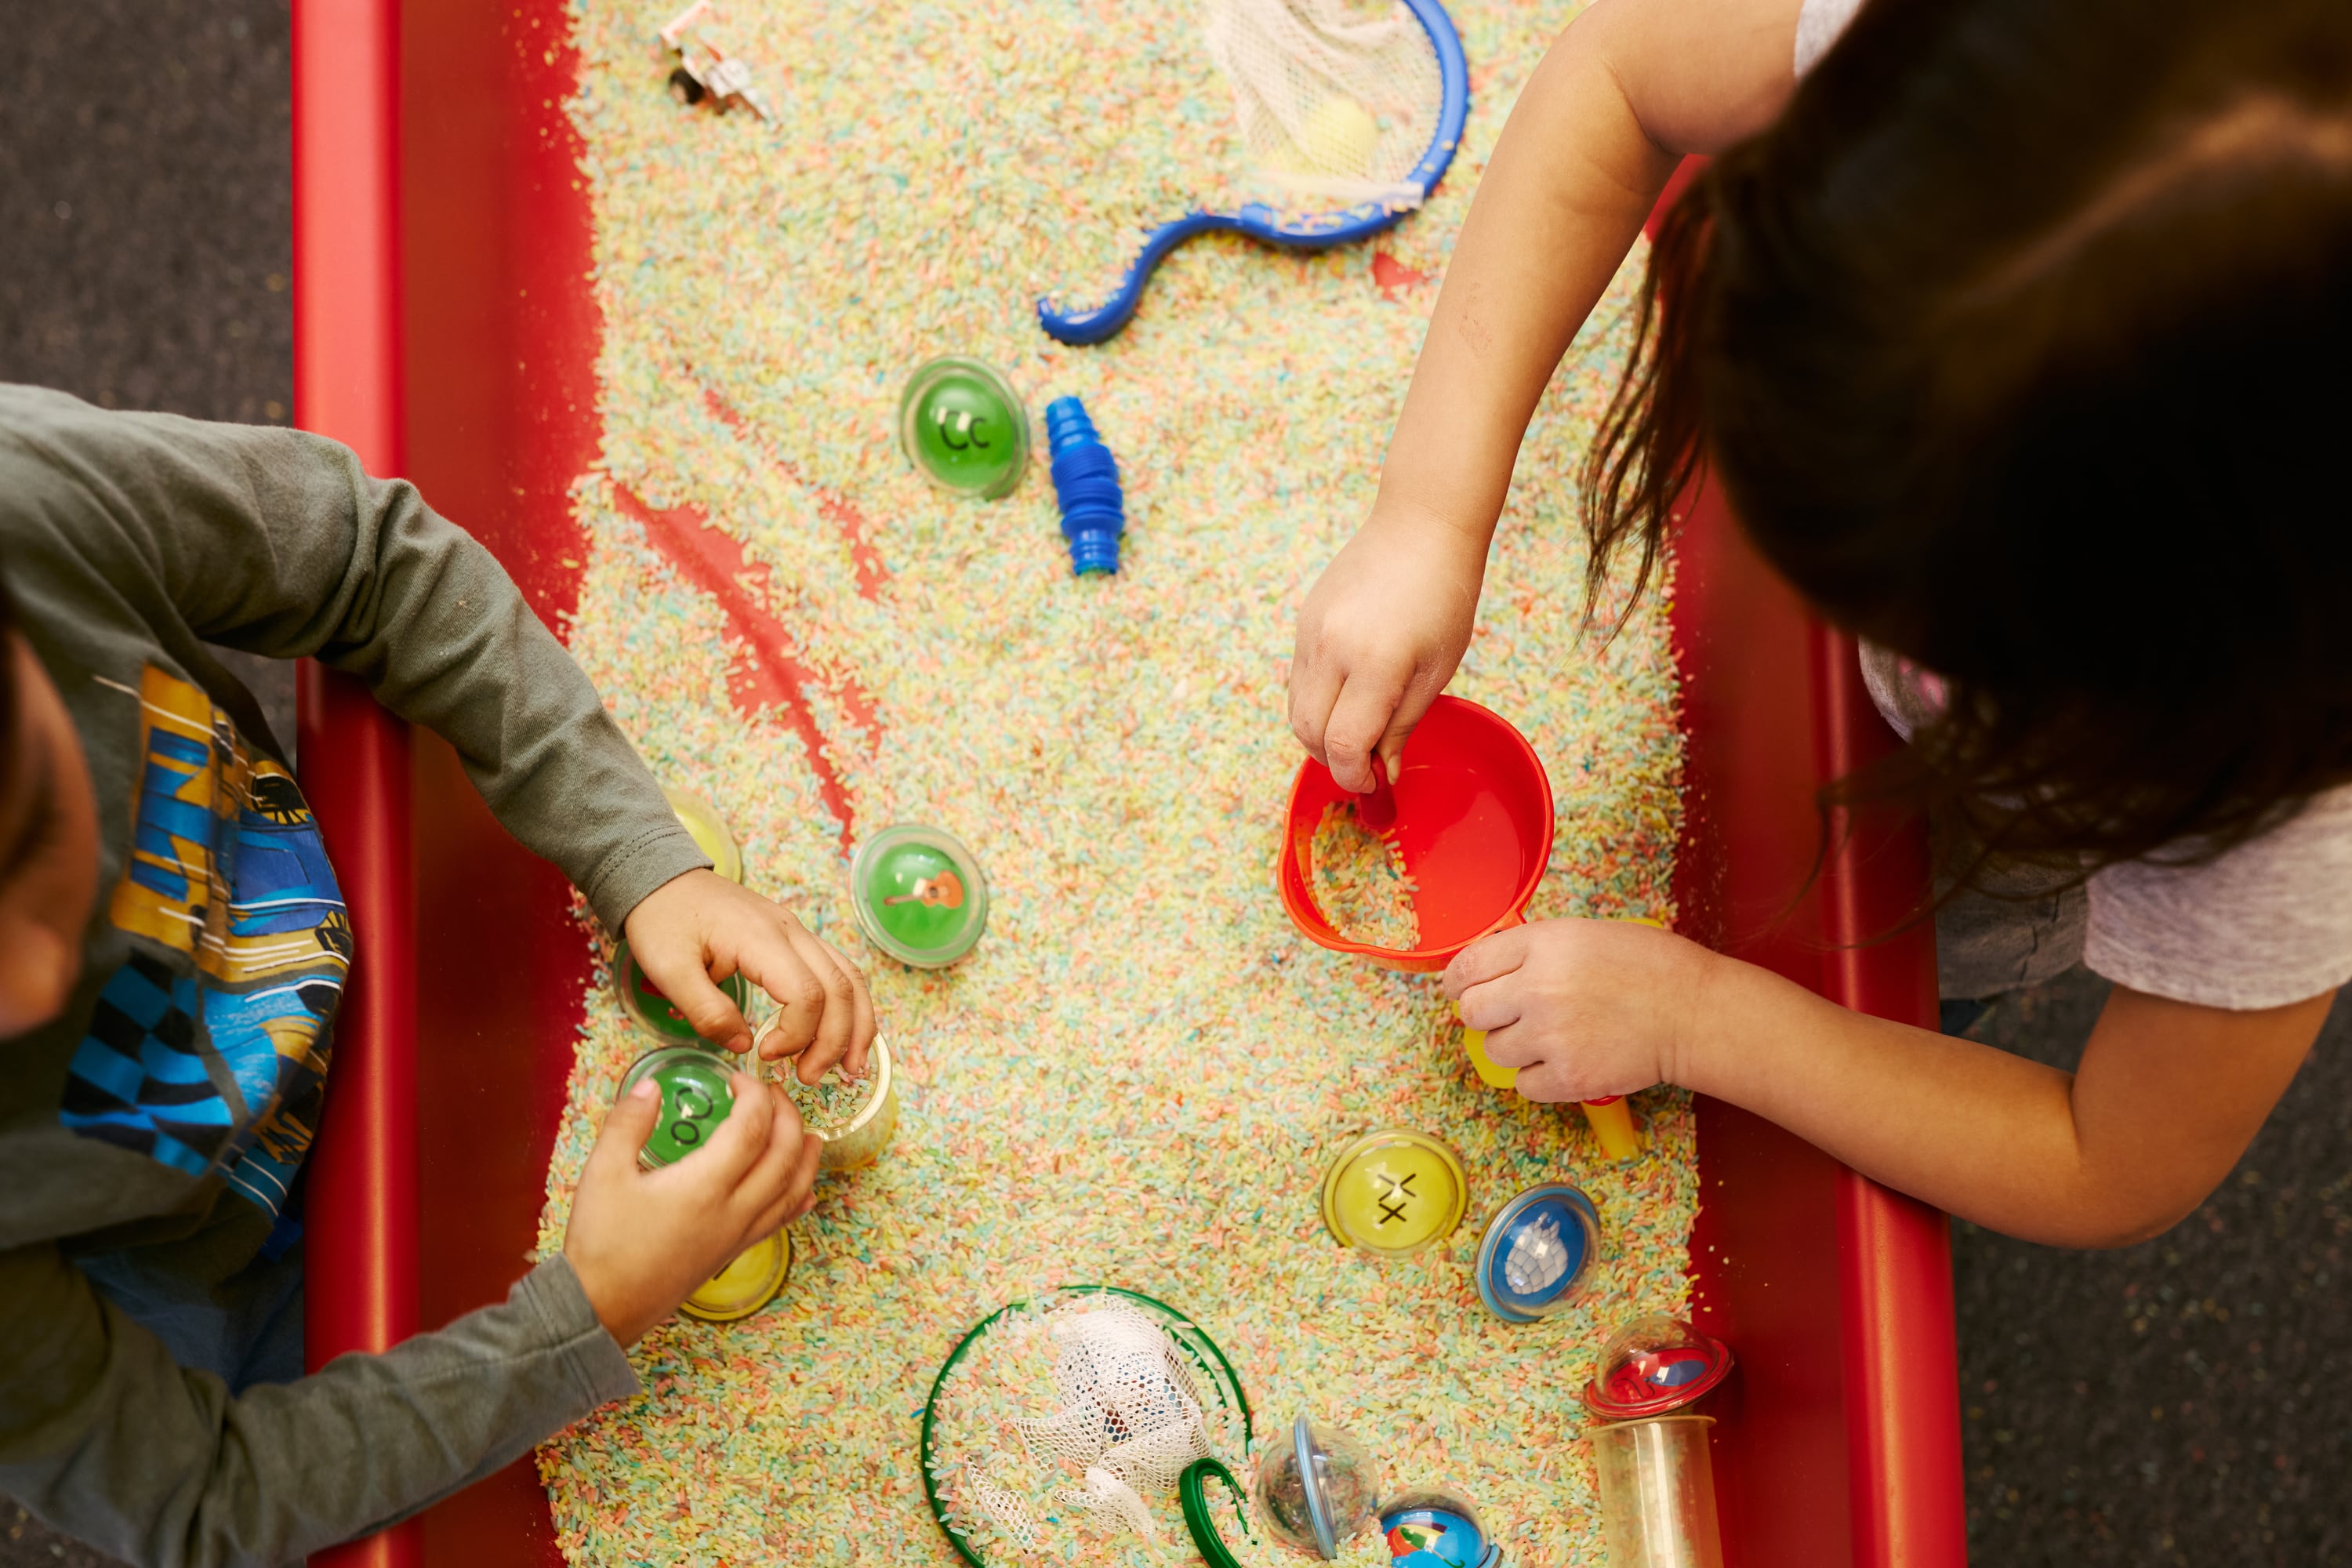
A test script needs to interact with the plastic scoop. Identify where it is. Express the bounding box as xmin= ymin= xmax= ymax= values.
xmin=1465 ymin=1023 xmax=1644 ymax=1161
xmin=1356 ymin=757 xmax=1396 ymax=832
